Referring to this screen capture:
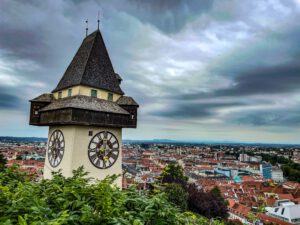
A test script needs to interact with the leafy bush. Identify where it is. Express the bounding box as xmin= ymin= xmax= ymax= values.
xmin=158 ymin=164 xmax=188 ymax=187
xmin=187 ymin=184 xmax=228 ymax=219
xmin=0 ymin=166 xmax=223 ymax=225
xmin=164 ymin=183 xmax=188 ymax=211
xmin=159 ymin=164 xmax=228 ymax=219
xmin=0 ymin=153 xmax=7 ymax=171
